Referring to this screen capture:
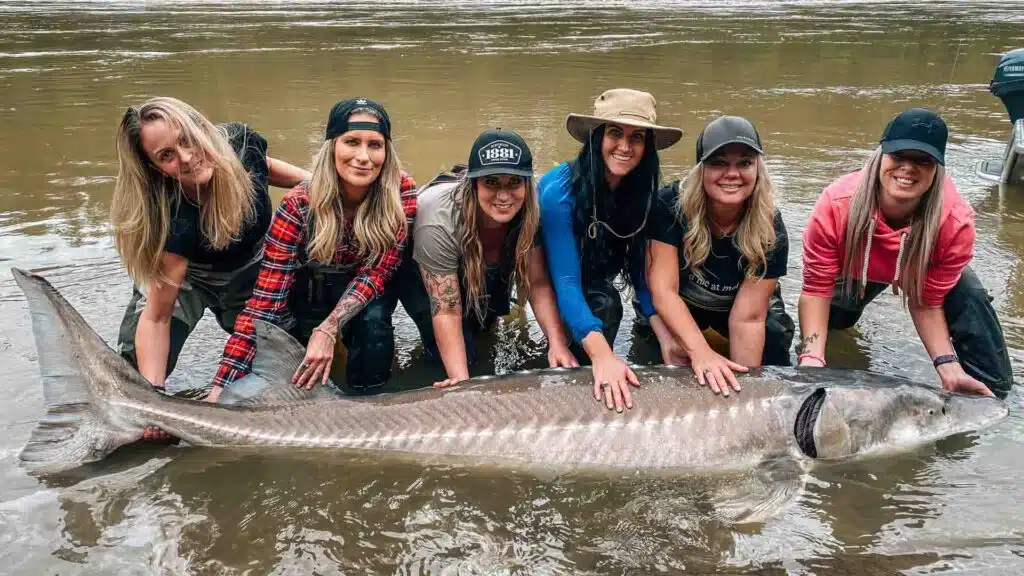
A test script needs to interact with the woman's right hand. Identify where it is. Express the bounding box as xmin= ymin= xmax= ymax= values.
xmin=433 ymin=377 xmax=461 ymax=389
xmin=204 ymin=385 xmax=223 ymax=403
xmin=591 ymin=353 xmax=640 ymax=412
xmin=689 ymin=346 xmax=748 ymax=397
